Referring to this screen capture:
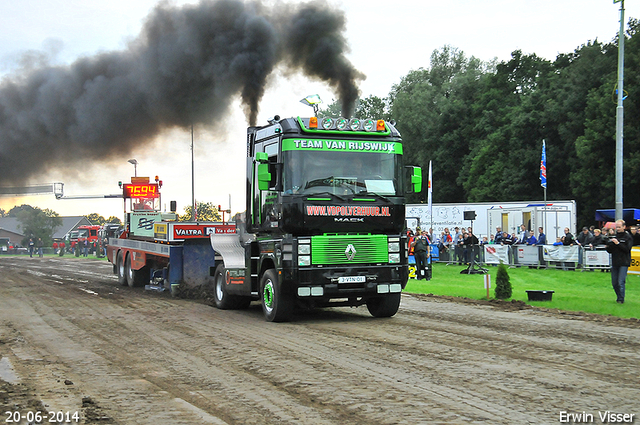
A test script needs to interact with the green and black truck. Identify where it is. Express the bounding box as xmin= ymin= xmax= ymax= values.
xmin=211 ymin=115 xmax=422 ymax=321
